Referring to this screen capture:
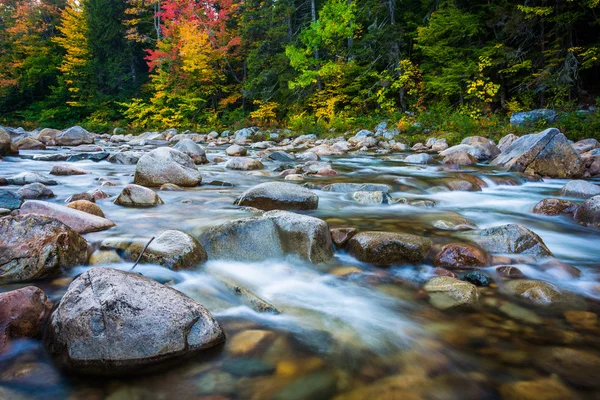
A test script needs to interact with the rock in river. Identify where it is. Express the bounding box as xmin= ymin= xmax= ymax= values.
xmin=19 ymin=200 xmax=115 ymax=233
xmin=200 ymin=210 xmax=333 ymax=263
xmin=55 ymin=126 xmax=94 ymax=146
xmin=16 ymin=183 xmax=55 ymax=199
xmin=532 ymin=198 xmax=578 ymax=216
xmin=114 ymin=184 xmax=164 ymax=207
xmin=346 ymin=231 xmax=432 ymax=265
xmin=49 ymin=163 xmax=89 ymax=176
xmin=0 ymin=189 xmax=23 ymax=210
xmin=535 ymin=347 xmax=600 ymax=388
xmin=0 ymin=127 xmax=18 ymax=156
xmin=423 ymin=276 xmax=480 ymax=309
xmin=0 ymin=214 xmax=88 ymax=284
xmin=6 ymin=171 xmax=57 ymax=186
xmin=66 ymin=200 xmax=105 ymax=218
xmin=501 ymin=279 xmax=585 ymax=309
xmin=559 ymin=180 xmax=600 ymax=198
xmin=573 ymin=195 xmax=600 ymax=228
xmin=0 ymin=286 xmax=52 ymax=352
xmin=235 ymin=182 xmax=318 ymax=211
xmin=134 ymin=147 xmax=202 ymax=187
xmin=461 ymin=224 xmax=553 ymax=258
xmin=45 ymin=267 xmax=225 ymax=375
xmin=224 ymin=157 xmax=264 ymax=170
xmin=173 ymin=139 xmax=208 ymax=164
xmin=433 ymin=243 xmax=488 ymax=269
